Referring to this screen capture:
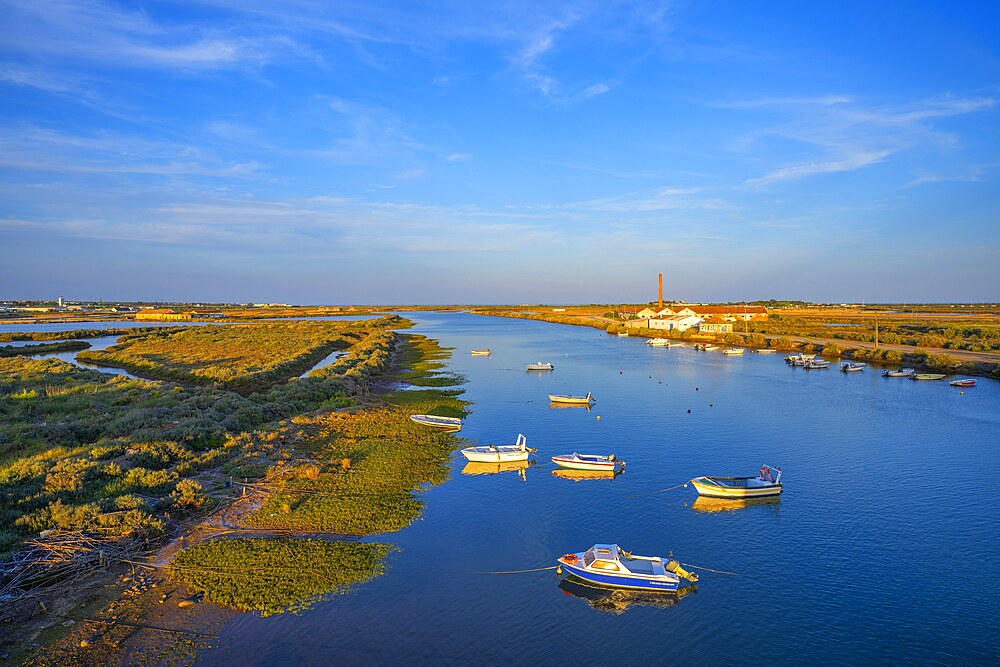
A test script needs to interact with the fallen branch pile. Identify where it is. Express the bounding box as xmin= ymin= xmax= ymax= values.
xmin=1 ymin=531 xmax=156 ymax=601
